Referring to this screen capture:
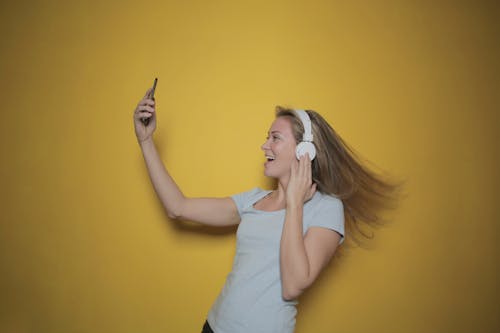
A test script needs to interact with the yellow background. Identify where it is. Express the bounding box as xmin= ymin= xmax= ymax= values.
xmin=1 ymin=0 xmax=498 ymax=332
